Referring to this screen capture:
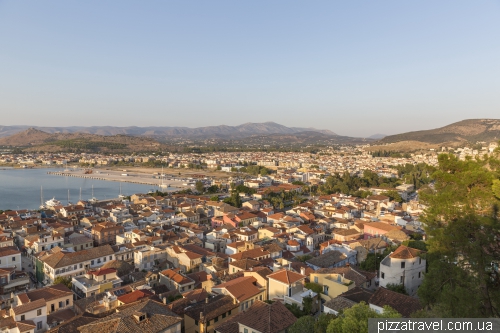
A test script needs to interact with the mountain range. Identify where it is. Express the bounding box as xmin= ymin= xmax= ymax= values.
xmin=0 ymin=122 xmax=337 ymax=139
